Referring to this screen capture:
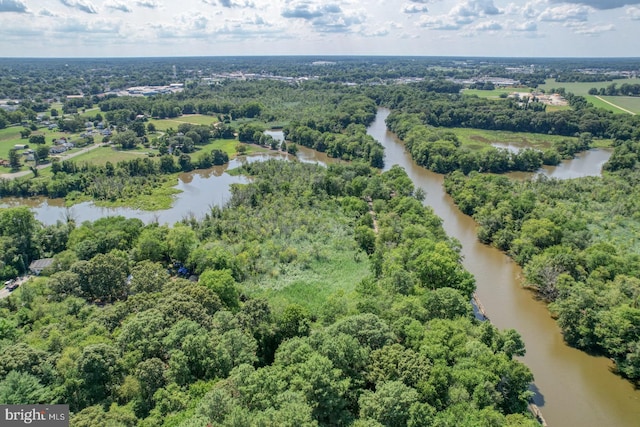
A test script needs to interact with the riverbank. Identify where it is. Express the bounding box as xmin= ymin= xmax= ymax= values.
xmin=368 ymin=108 xmax=640 ymax=427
